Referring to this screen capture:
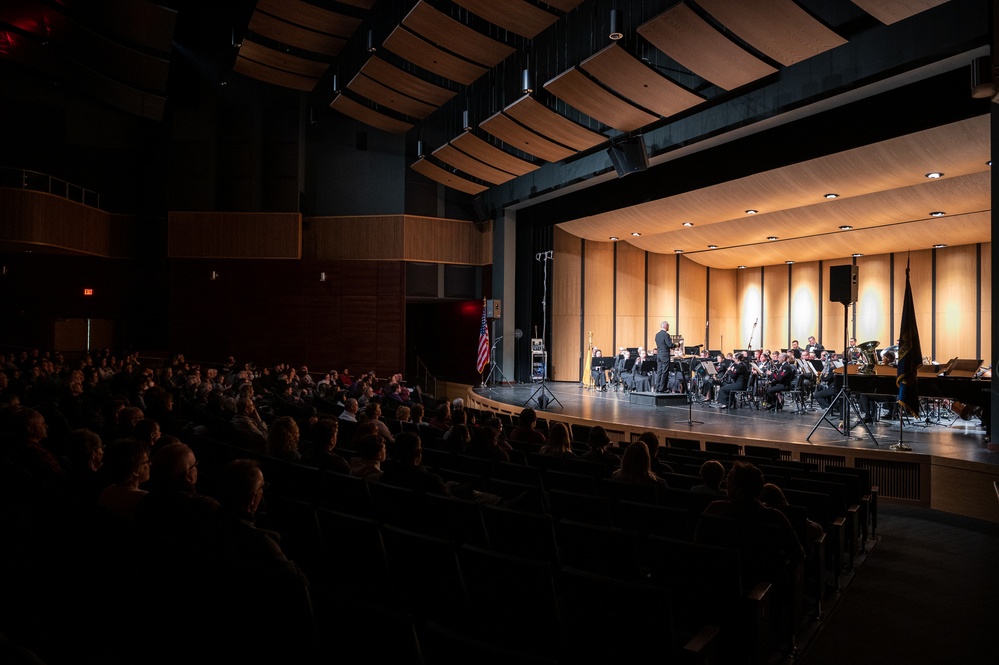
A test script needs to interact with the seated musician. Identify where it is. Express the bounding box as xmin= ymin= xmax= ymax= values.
xmin=846 ymin=337 xmax=861 ymax=365
xmin=794 ymin=352 xmax=819 ymax=394
xmin=613 ymin=350 xmax=633 ymax=391
xmin=763 ymin=353 xmax=795 ymax=410
xmin=714 ymin=353 xmax=749 ymax=409
xmin=859 ymin=351 xmax=899 ymax=423
xmin=591 ymin=348 xmax=608 ymax=391
xmin=813 ymin=352 xmax=839 ymax=410
xmin=630 ymin=347 xmax=652 ymax=392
